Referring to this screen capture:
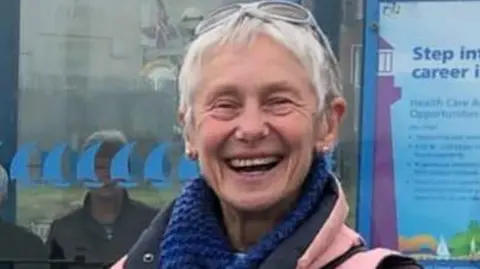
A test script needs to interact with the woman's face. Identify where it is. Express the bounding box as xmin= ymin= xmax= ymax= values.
xmin=184 ymin=34 xmax=345 ymax=211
